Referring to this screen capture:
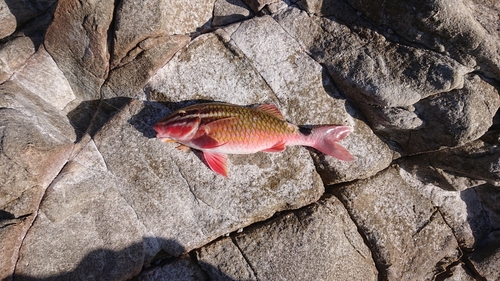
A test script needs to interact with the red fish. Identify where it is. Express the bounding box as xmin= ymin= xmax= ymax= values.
xmin=153 ymin=102 xmax=354 ymax=177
